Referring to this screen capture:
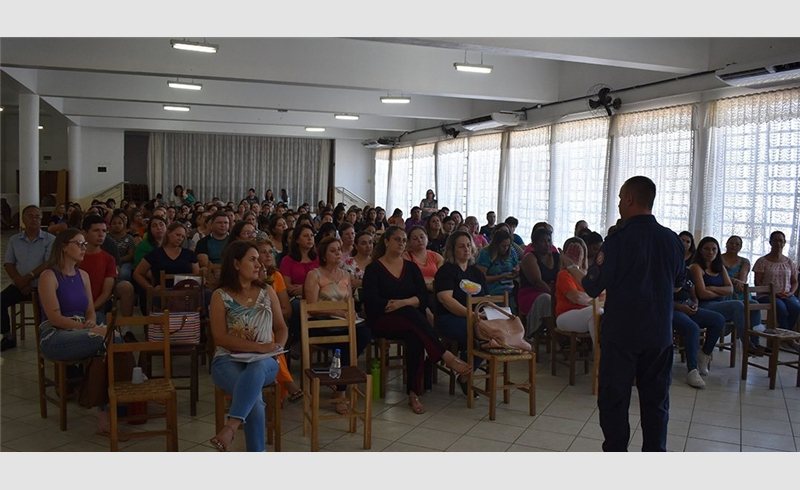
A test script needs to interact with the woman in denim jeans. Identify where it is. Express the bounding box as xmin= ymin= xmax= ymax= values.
xmin=209 ymin=240 xmax=286 ymax=452
xmin=691 ymin=236 xmax=764 ymax=356
xmin=753 ymin=231 xmax=800 ymax=335
xmin=38 ymin=228 xmax=110 ymax=434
